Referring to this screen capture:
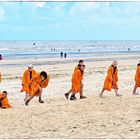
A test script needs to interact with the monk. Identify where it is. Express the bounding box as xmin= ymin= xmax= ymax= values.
xmin=0 ymin=91 xmax=11 ymax=109
xmin=25 ymin=71 xmax=50 ymax=106
xmin=99 ymin=61 xmax=122 ymax=97
xmin=67 ymin=64 xmax=85 ymax=100
xmin=21 ymin=64 xmax=36 ymax=101
xmin=132 ymin=61 xmax=140 ymax=95
xmin=65 ymin=60 xmax=86 ymax=99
